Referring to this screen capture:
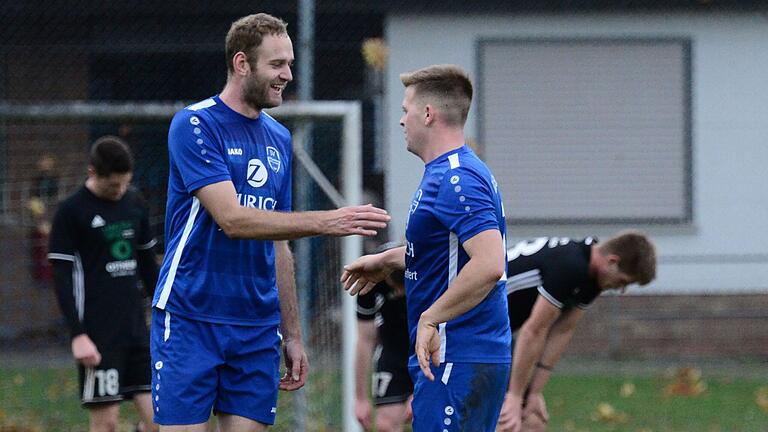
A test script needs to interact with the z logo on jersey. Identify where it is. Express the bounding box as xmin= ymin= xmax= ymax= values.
xmin=247 ymin=159 xmax=268 ymax=188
